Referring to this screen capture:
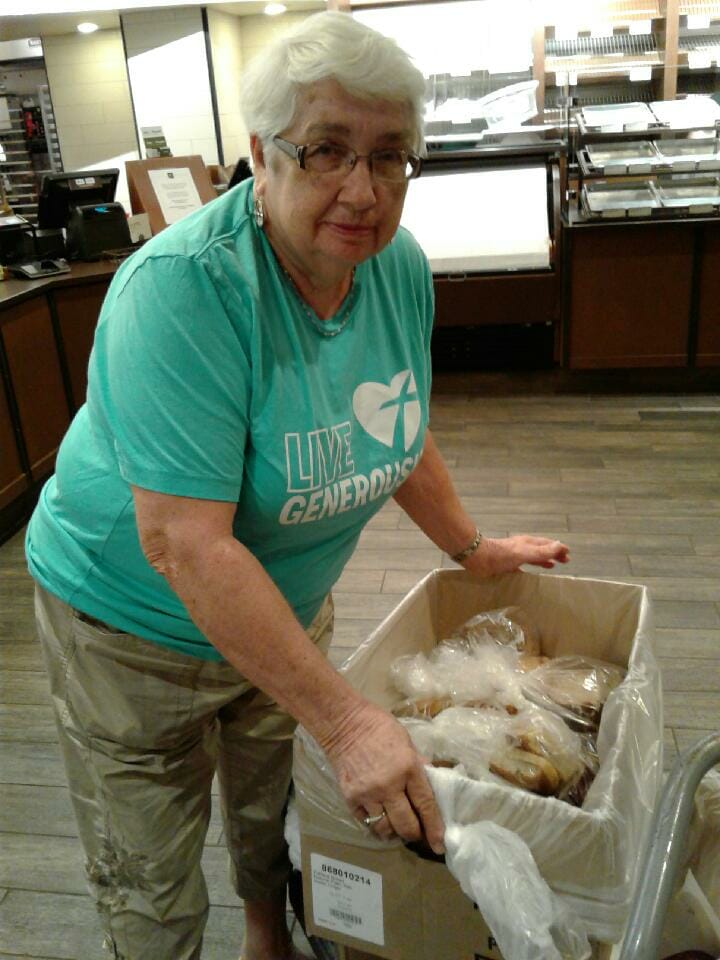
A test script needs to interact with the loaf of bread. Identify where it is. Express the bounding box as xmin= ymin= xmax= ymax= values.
xmin=452 ymin=606 xmax=542 ymax=656
xmin=489 ymin=747 xmax=561 ymax=796
xmin=521 ymin=657 xmax=626 ymax=730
